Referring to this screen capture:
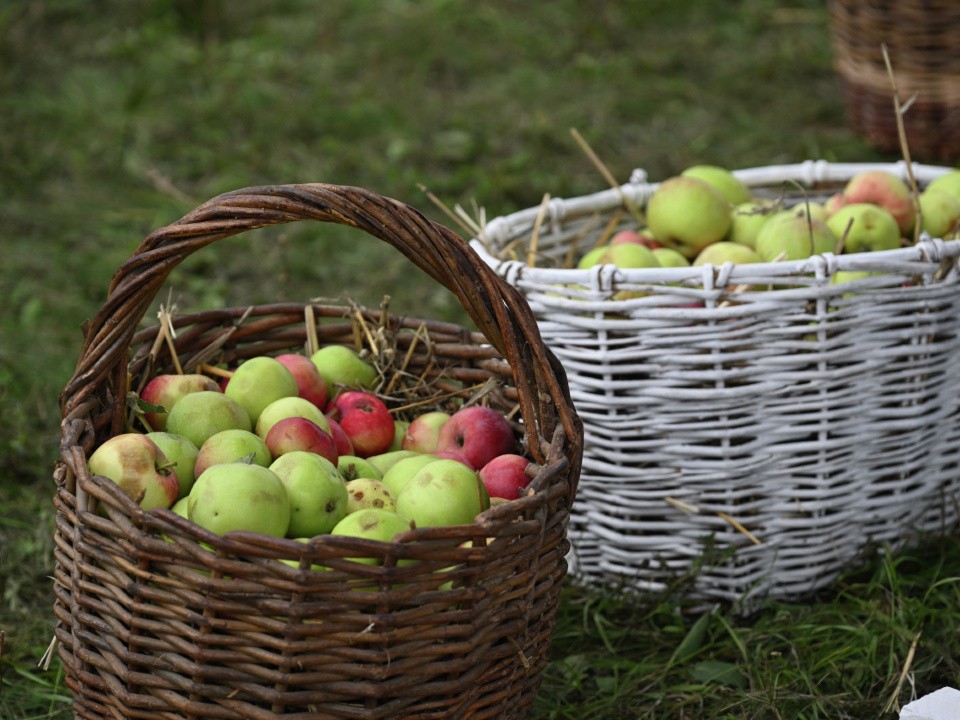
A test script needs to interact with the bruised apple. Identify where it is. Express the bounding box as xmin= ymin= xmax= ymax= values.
xmin=87 ymin=433 xmax=180 ymax=511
